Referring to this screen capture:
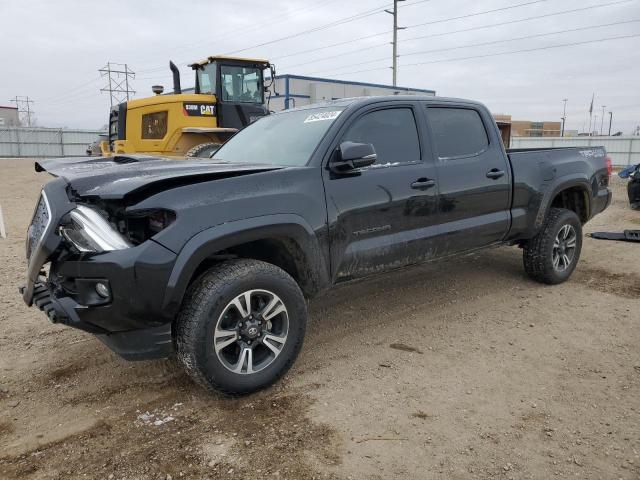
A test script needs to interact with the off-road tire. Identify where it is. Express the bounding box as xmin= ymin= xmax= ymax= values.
xmin=523 ymin=207 xmax=583 ymax=285
xmin=185 ymin=142 xmax=221 ymax=158
xmin=176 ymin=259 xmax=307 ymax=395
